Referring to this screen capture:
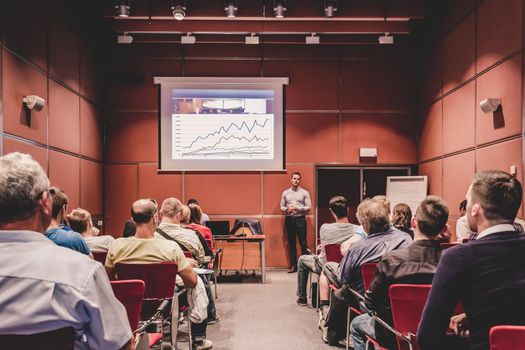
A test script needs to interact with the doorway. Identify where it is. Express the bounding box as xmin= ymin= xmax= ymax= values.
xmin=316 ymin=167 xmax=411 ymax=233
